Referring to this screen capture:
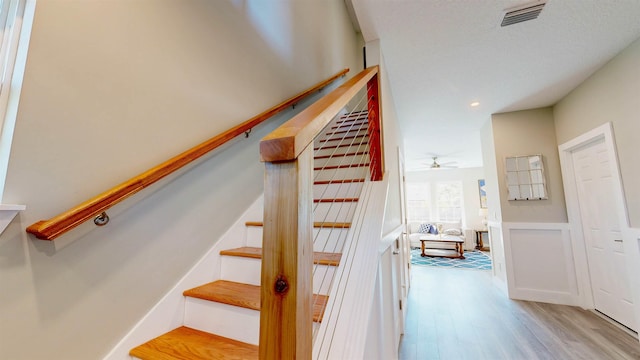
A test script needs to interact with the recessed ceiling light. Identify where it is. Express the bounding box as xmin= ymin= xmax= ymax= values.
xmin=470 ymin=102 xmax=480 ymax=107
